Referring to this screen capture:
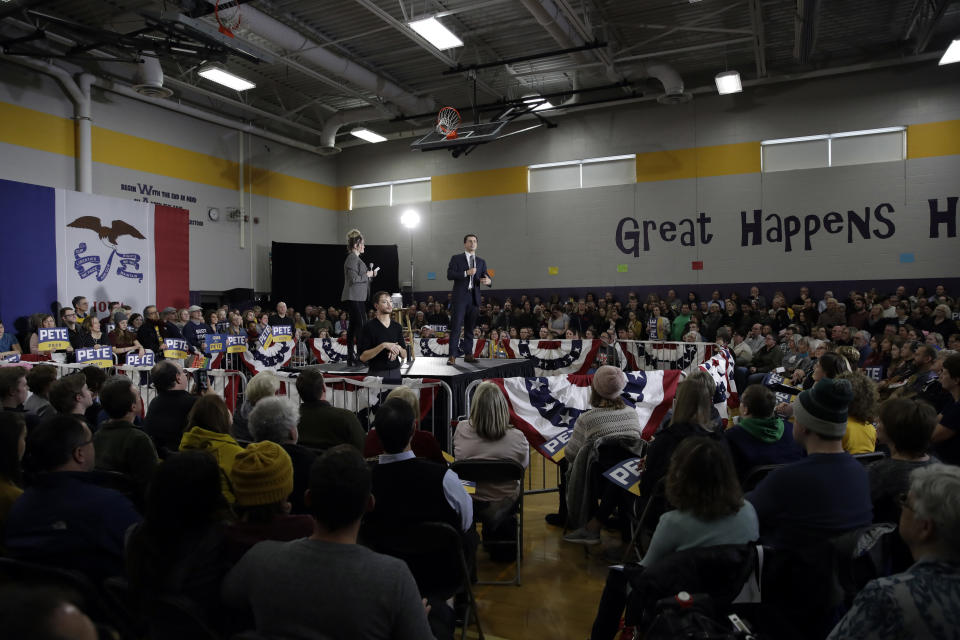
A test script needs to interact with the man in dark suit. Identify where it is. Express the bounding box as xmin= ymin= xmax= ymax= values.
xmin=446 ymin=234 xmax=491 ymax=365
